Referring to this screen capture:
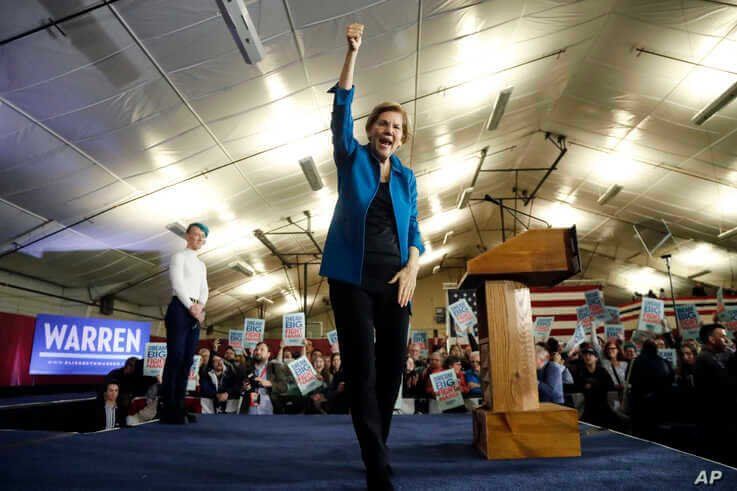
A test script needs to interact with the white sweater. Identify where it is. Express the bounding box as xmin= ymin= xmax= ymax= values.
xmin=169 ymin=249 xmax=208 ymax=309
